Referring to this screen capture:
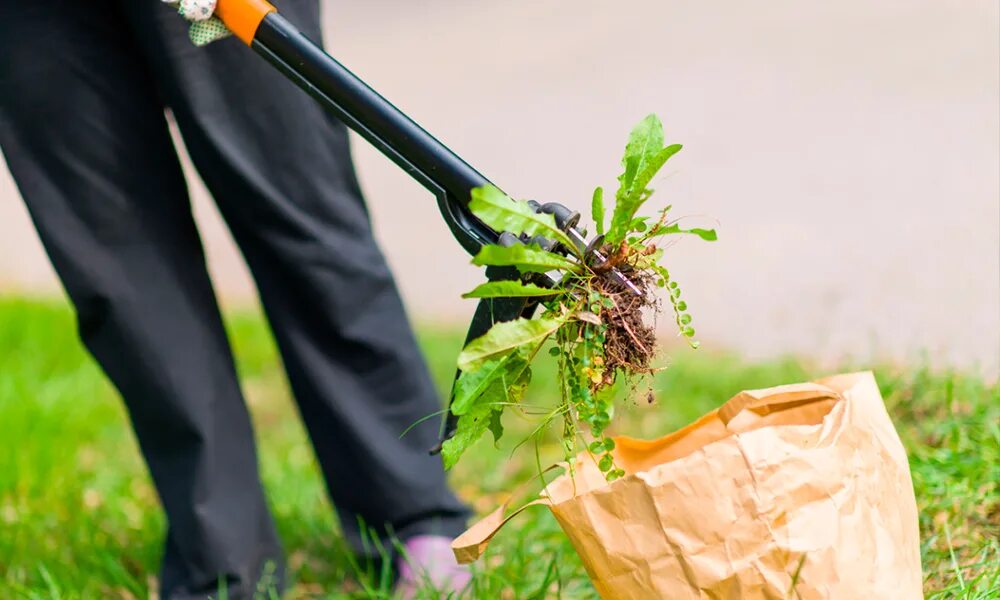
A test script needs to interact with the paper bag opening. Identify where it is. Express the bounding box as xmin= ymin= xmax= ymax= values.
xmin=611 ymin=381 xmax=842 ymax=476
